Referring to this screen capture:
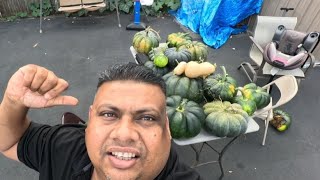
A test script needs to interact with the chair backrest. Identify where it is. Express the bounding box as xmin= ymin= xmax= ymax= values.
xmin=262 ymin=75 xmax=298 ymax=110
xmin=249 ymin=16 xmax=297 ymax=65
